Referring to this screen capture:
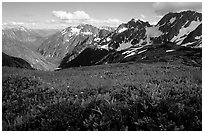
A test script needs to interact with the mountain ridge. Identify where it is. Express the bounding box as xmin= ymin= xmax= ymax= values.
xmin=2 ymin=10 xmax=202 ymax=70
xmin=58 ymin=10 xmax=202 ymax=69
